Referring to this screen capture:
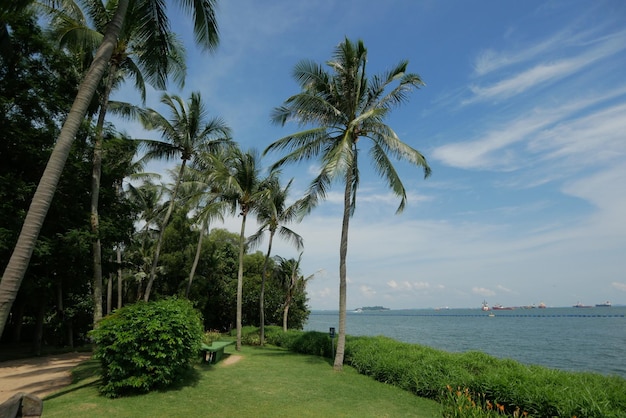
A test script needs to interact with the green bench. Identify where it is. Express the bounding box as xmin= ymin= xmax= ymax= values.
xmin=200 ymin=341 xmax=235 ymax=364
